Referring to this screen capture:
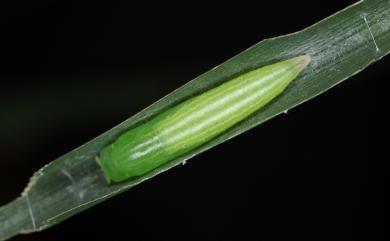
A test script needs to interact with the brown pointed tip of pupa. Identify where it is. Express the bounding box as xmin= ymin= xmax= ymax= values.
xmin=295 ymin=54 xmax=312 ymax=70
